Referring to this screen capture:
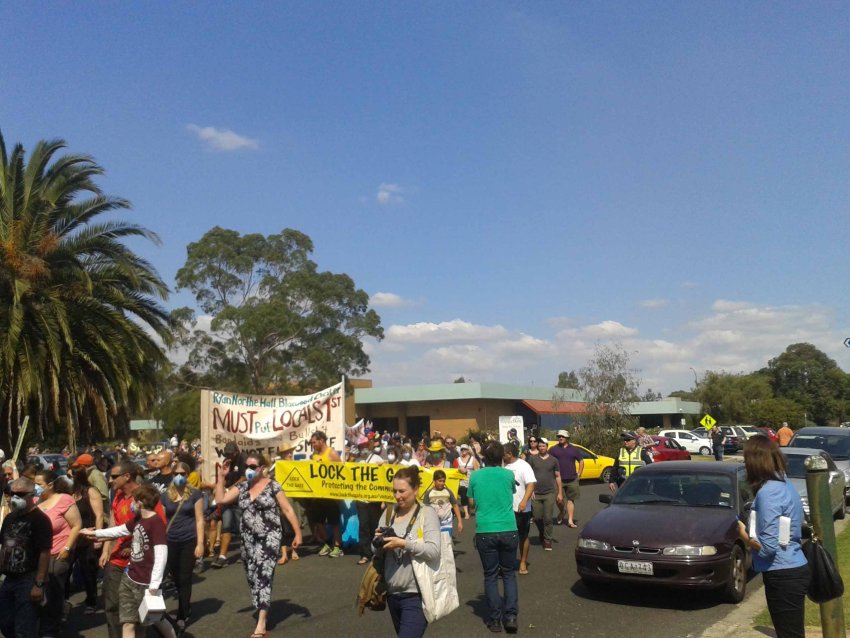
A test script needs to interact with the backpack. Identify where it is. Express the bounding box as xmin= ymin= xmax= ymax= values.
xmin=356 ymin=562 xmax=388 ymax=615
